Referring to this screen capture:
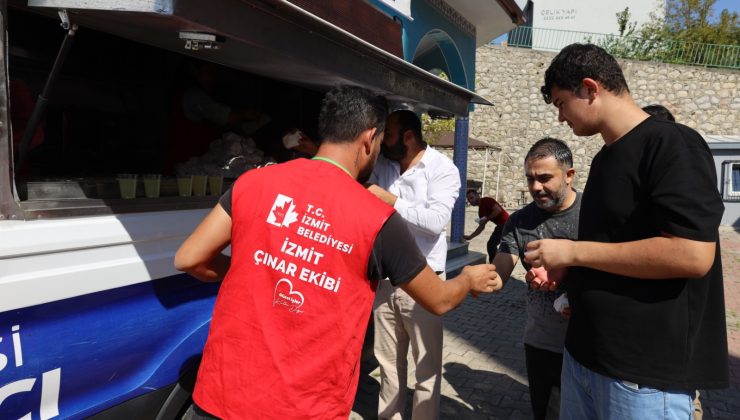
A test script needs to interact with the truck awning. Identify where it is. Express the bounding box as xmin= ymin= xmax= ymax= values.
xmin=23 ymin=0 xmax=492 ymax=116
